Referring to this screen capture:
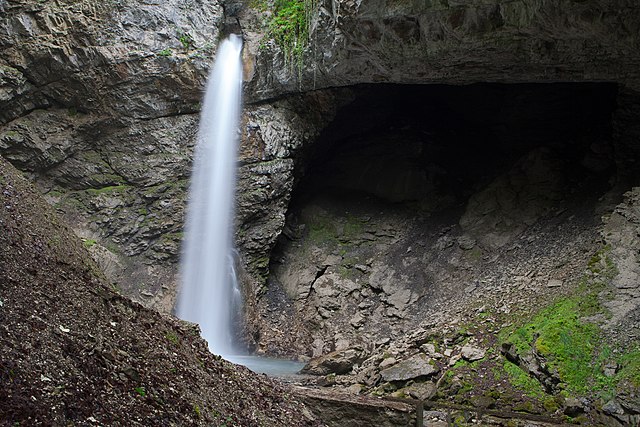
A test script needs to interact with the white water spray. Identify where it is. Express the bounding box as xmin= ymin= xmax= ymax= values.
xmin=177 ymin=35 xmax=243 ymax=356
